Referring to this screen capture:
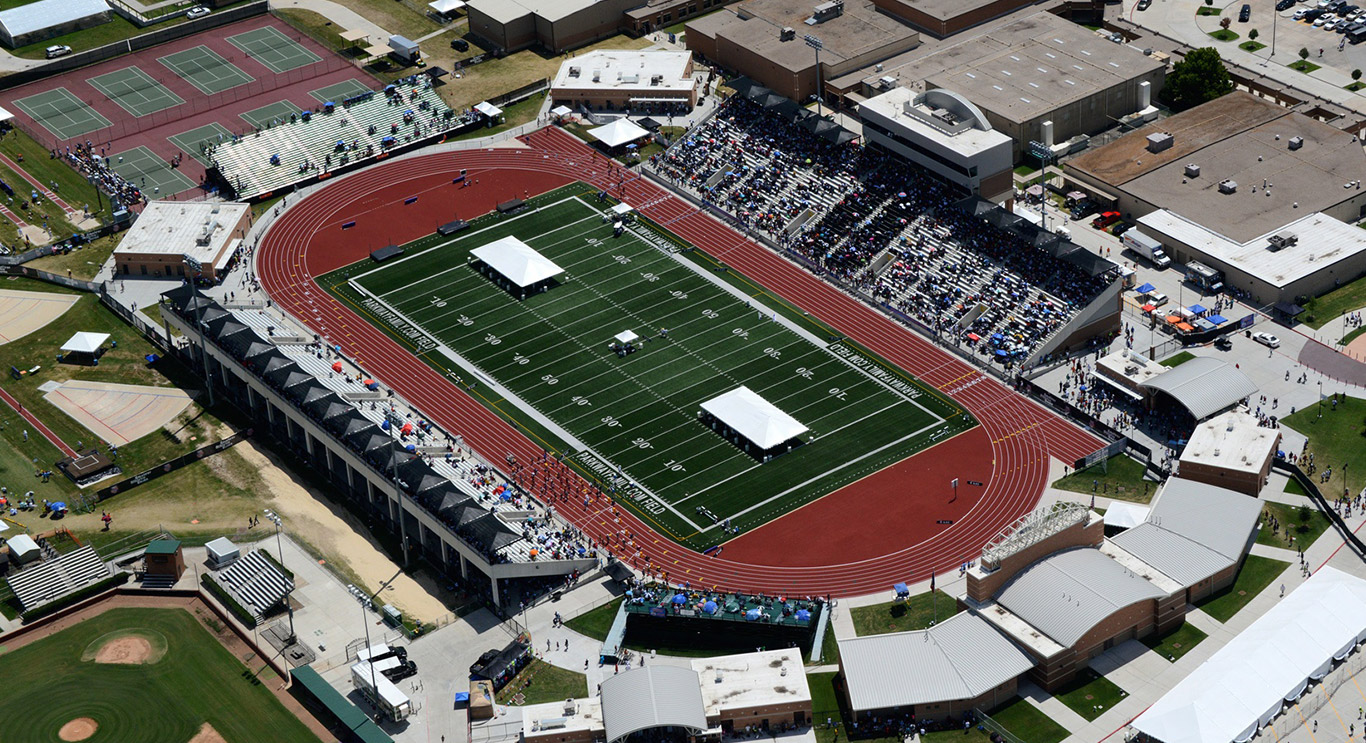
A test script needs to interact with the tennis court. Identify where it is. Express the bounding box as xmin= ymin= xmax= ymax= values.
xmin=168 ymin=122 xmax=235 ymax=165
xmin=158 ymin=46 xmax=255 ymax=95
xmin=87 ymin=66 xmax=186 ymax=117
xmin=111 ymin=146 xmax=197 ymax=196
xmin=240 ymin=99 xmax=302 ymax=129
xmin=11 ymin=88 xmax=112 ymax=141
xmin=227 ymin=26 xmax=321 ymax=73
xmin=310 ymin=79 xmax=373 ymax=103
